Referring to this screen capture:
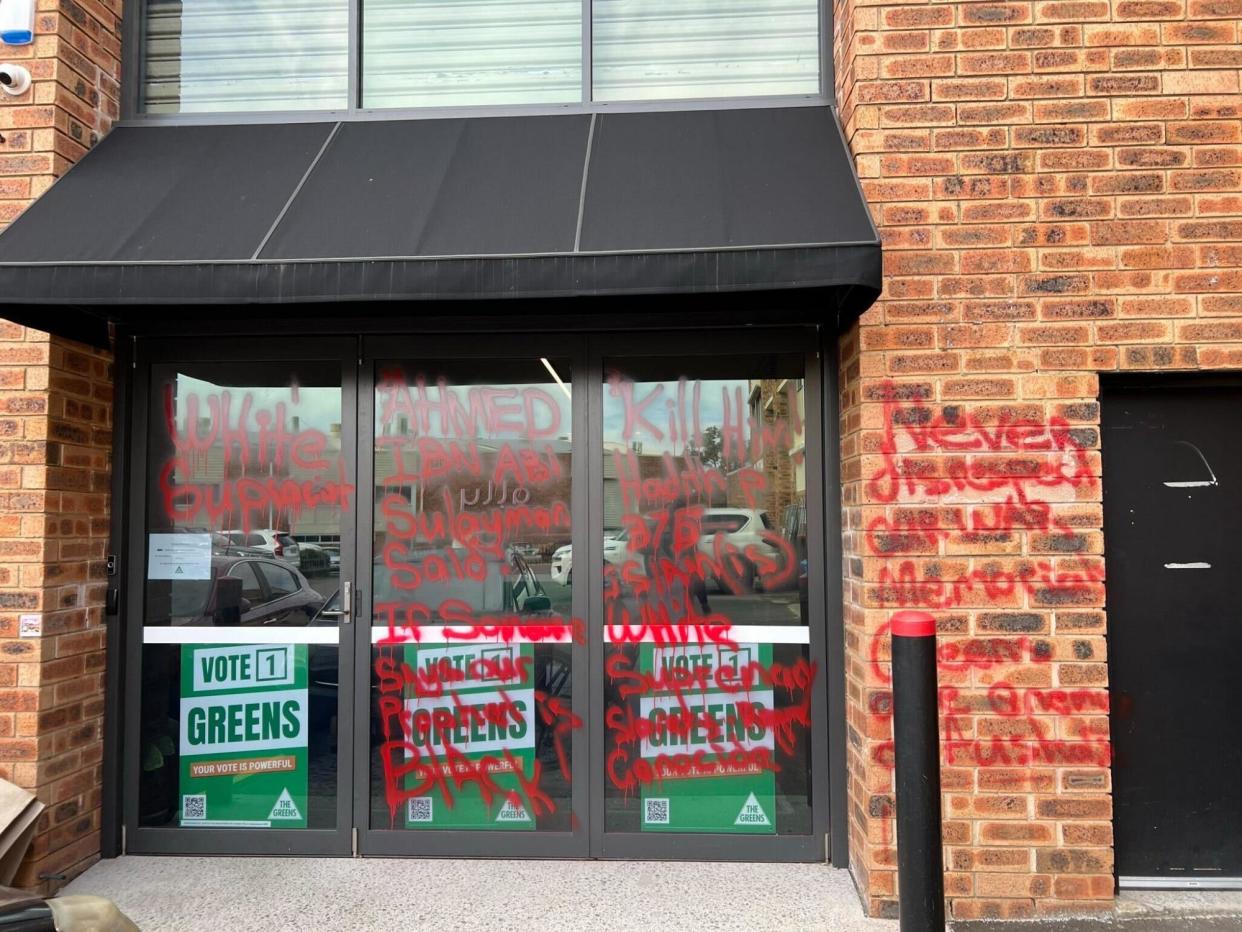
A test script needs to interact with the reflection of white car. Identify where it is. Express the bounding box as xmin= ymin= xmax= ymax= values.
xmin=550 ymin=533 xmax=629 ymax=586
xmin=606 ymin=509 xmax=778 ymax=589
xmin=550 ymin=544 xmax=572 ymax=585
xmin=603 ymin=530 xmax=633 ymax=567
xmin=697 ymin=508 xmax=780 ymax=590
xmin=221 ymin=529 xmax=301 ymax=569
xmin=550 ymin=512 xmax=778 ymax=589
xmin=298 ymin=542 xmax=332 ymax=576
